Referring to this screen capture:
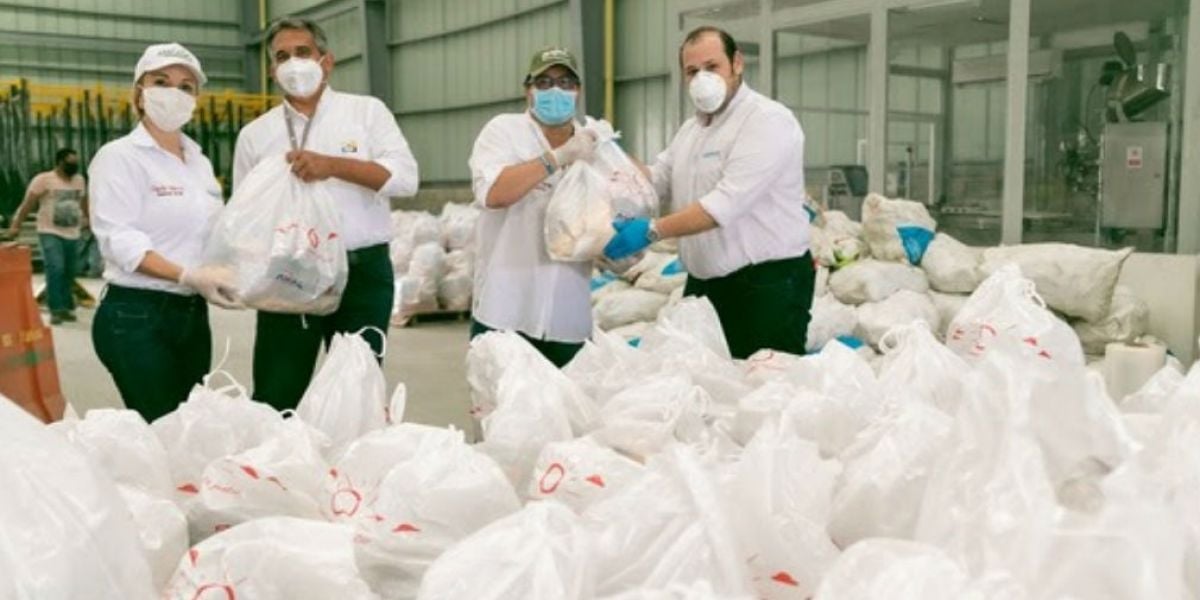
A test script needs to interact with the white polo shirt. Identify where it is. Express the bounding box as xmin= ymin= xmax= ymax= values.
xmin=88 ymin=123 xmax=222 ymax=295
xmin=649 ymin=83 xmax=810 ymax=279
xmin=469 ymin=112 xmax=596 ymax=343
xmin=233 ymin=86 xmax=419 ymax=250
